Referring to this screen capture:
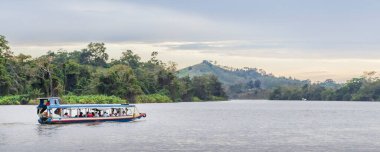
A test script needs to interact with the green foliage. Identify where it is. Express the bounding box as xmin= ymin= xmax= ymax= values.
xmin=110 ymin=50 xmax=141 ymax=69
xmin=0 ymin=35 xmax=11 ymax=96
xmin=80 ymin=42 xmax=109 ymax=67
xmin=97 ymin=64 xmax=143 ymax=101
xmin=135 ymin=94 xmax=172 ymax=103
xmin=0 ymin=96 xmax=22 ymax=105
xmin=269 ymin=84 xmax=325 ymax=100
xmin=191 ymin=96 xmax=201 ymax=102
xmin=62 ymin=95 xmax=126 ymax=104
xmin=209 ymin=96 xmax=227 ymax=101
xmin=0 ymin=35 xmax=228 ymax=104
xmin=192 ymin=75 xmax=228 ymax=101
xmin=269 ymin=72 xmax=380 ymax=101
xmin=0 ymin=35 xmax=10 ymax=55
